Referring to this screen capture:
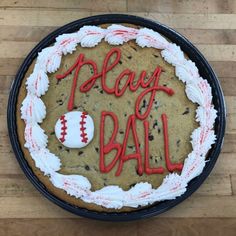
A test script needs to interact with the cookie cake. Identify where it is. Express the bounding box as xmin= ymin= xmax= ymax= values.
xmin=16 ymin=22 xmax=217 ymax=212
